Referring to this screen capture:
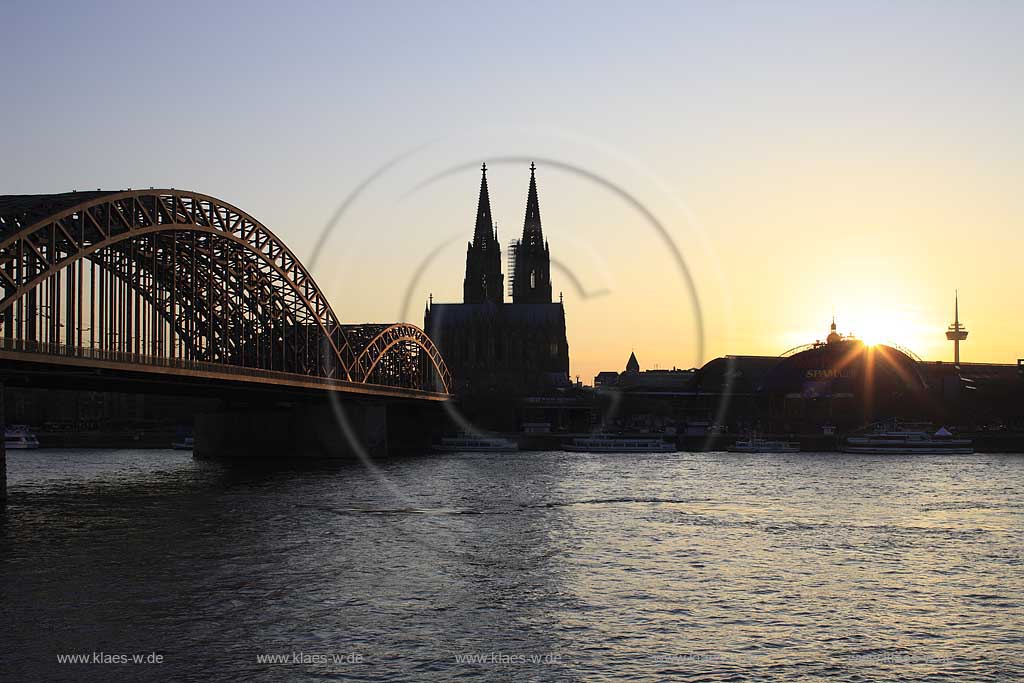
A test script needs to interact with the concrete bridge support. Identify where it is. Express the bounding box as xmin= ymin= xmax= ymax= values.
xmin=193 ymin=399 xmax=411 ymax=460
xmin=1 ymin=426 xmax=5 ymax=507
xmin=1 ymin=383 xmax=6 ymax=508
